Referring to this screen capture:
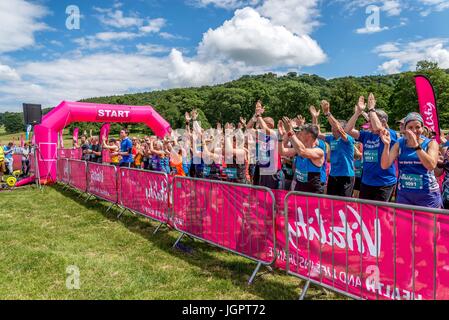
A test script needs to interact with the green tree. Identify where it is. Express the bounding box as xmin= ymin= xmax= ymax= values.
xmin=271 ymin=81 xmax=320 ymax=121
xmin=388 ymin=72 xmax=419 ymax=125
xmin=205 ymin=88 xmax=252 ymax=125
xmin=327 ymin=78 xmax=365 ymax=121
xmin=3 ymin=112 xmax=24 ymax=133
